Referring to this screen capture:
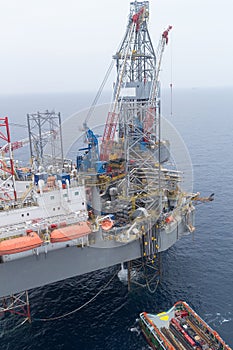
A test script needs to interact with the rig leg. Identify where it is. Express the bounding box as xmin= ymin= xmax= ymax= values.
xmin=26 ymin=291 xmax=31 ymax=323
xmin=0 ymin=290 xmax=31 ymax=323
xmin=127 ymin=261 xmax=132 ymax=292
